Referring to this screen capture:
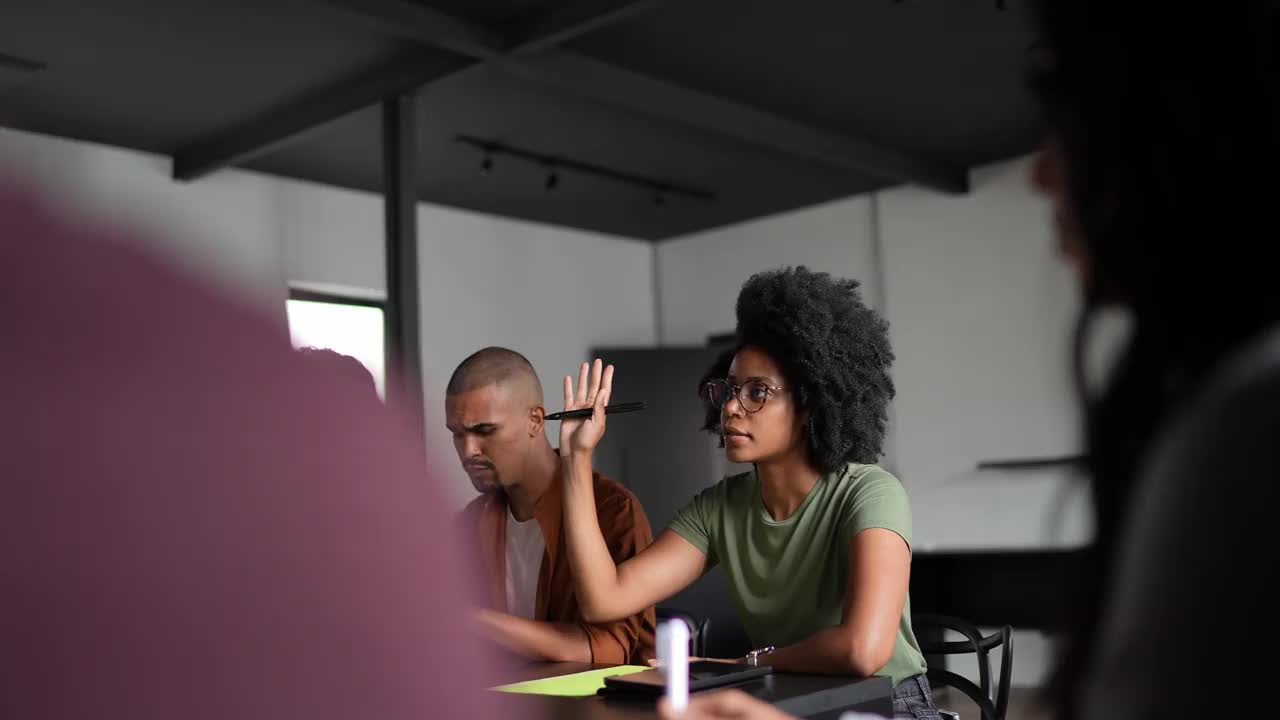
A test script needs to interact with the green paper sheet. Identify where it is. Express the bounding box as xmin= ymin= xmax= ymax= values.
xmin=491 ymin=666 xmax=650 ymax=697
